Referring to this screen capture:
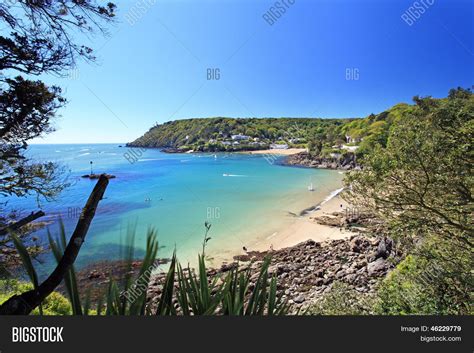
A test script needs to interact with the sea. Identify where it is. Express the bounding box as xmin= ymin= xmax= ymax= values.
xmin=6 ymin=144 xmax=344 ymax=276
